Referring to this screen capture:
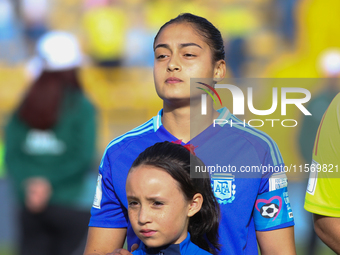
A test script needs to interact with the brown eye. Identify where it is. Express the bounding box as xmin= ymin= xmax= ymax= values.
xmin=156 ymin=54 xmax=168 ymax=59
xmin=128 ymin=201 xmax=139 ymax=207
xmin=153 ymin=201 xmax=164 ymax=206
